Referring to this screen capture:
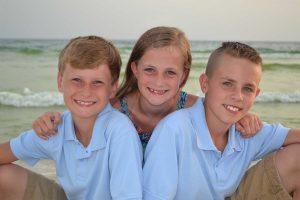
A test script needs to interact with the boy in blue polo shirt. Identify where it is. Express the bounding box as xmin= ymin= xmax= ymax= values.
xmin=0 ymin=36 xmax=143 ymax=200
xmin=143 ymin=42 xmax=300 ymax=200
